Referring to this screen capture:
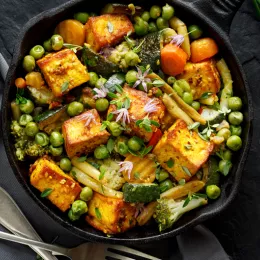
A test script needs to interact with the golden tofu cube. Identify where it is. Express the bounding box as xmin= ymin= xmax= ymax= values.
xmin=177 ymin=59 xmax=221 ymax=100
xmin=37 ymin=49 xmax=89 ymax=97
xmin=85 ymin=14 xmax=134 ymax=52
xmin=108 ymin=86 xmax=165 ymax=142
xmin=30 ymin=157 xmax=81 ymax=212
xmin=153 ymin=119 xmax=214 ymax=181
xmin=62 ymin=109 xmax=110 ymax=158
xmin=86 ymin=192 xmax=136 ymax=234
